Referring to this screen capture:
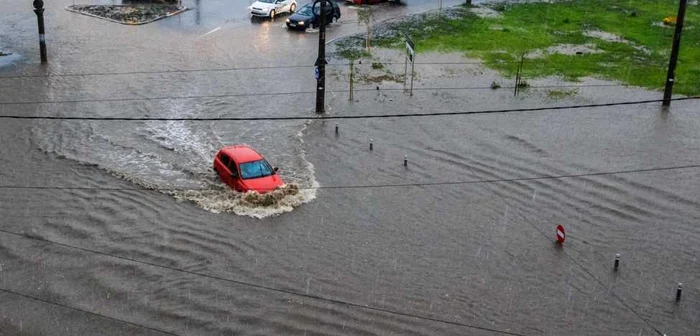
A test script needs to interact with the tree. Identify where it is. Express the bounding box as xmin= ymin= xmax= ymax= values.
xmin=357 ymin=7 xmax=374 ymax=52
